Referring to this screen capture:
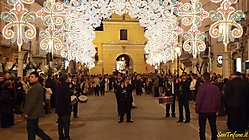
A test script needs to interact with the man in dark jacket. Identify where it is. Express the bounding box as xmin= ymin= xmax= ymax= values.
xmin=69 ymin=77 xmax=79 ymax=118
xmin=0 ymin=80 xmax=15 ymax=128
xmin=23 ymin=71 xmax=52 ymax=140
xmin=114 ymin=73 xmax=123 ymax=116
xmin=135 ymin=76 xmax=143 ymax=96
xmin=56 ymin=74 xmax=72 ymax=140
xmin=100 ymin=76 xmax=105 ymax=96
xmin=165 ymin=75 xmax=176 ymax=117
xmin=177 ymin=72 xmax=191 ymax=123
xmin=195 ymin=72 xmax=221 ymax=140
xmin=224 ymin=72 xmax=247 ymax=133
xmin=124 ymin=78 xmax=134 ymax=123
